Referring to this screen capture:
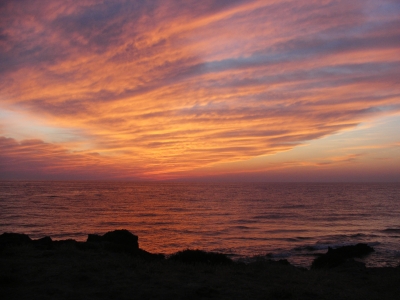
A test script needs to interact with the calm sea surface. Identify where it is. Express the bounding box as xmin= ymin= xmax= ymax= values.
xmin=1 ymin=181 xmax=399 ymax=268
